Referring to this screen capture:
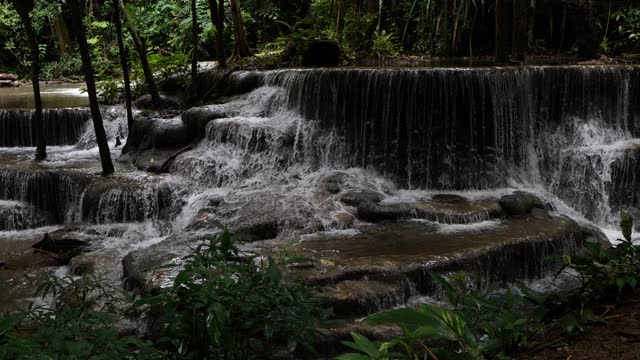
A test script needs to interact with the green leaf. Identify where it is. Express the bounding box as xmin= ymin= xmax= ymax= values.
xmin=336 ymin=354 xmax=372 ymax=360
